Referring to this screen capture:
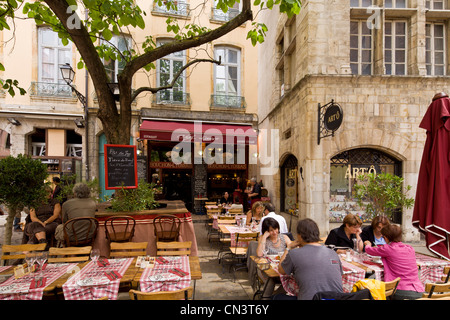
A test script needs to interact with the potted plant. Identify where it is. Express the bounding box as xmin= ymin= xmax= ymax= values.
xmin=0 ymin=154 xmax=49 ymax=245
xmin=108 ymin=180 xmax=158 ymax=213
xmin=353 ymin=172 xmax=415 ymax=221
